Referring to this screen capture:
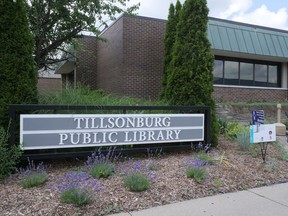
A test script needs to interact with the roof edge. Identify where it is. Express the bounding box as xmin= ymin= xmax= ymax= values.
xmin=208 ymin=17 xmax=288 ymax=34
